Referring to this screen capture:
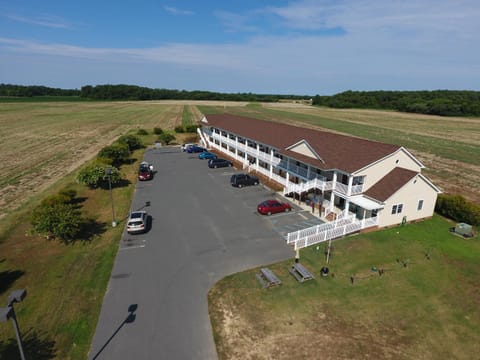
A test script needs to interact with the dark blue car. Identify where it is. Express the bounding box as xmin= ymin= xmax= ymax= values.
xmin=187 ymin=145 xmax=207 ymax=153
